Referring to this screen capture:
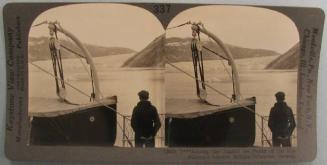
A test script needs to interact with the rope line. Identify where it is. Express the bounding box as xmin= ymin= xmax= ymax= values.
xmin=204 ymin=36 xmax=231 ymax=76
xmin=166 ymin=61 xmax=232 ymax=100
xmin=61 ymin=44 xmax=96 ymax=101
xmin=34 ymin=21 xmax=273 ymax=147
xmin=166 ymin=21 xmax=190 ymax=30
xmin=202 ymin=38 xmax=235 ymax=98
xmin=167 ymin=60 xmax=274 ymax=146
xmin=61 ymin=45 xmax=85 ymax=58
xmin=49 ymin=25 xmax=95 ymax=101
xmin=202 ymin=46 xmax=228 ymax=61
xmin=166 ymin=58 xmax=275 ymax=145
xmin=168 ymin=23 xmax=272 ymax=146
xmin=202 ymin=45 xmax=233 ymax=80
xmin=58 ymin=36 xmax=96 ymax=101
xmin=29 ymin=62 xmax=134 ymax=147
xmin=47 ymin=26 xmax=130 ymax=146
xmin=30 ymin=62 xmax=126 ymax=117
xmin=166 ymin=60 xmax=269 ymax=118
xmin=166 ymin=25 xmax=264 ymax=116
